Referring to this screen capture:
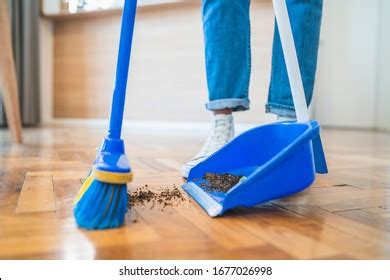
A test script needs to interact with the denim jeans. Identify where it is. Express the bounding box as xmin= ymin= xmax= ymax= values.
xmin=202 ymin=0 xmax=323 ymax=117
